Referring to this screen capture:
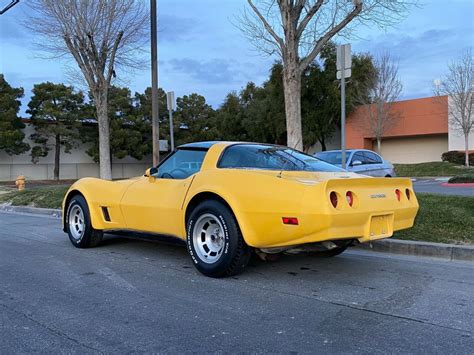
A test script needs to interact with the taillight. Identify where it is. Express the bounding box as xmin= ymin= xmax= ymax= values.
xmin=346 ymin=191 xmax=354 ymax=207
xmin=406 ymin=189 xmax=411 ymax=200
xmin=395 ymin=189 xmax=401 ymax=201
xmin=282 ymin=217 xmax=299 ymax=225
xmin=330 ymin=191 xmax=338 ymax=208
